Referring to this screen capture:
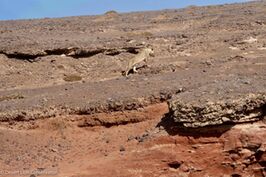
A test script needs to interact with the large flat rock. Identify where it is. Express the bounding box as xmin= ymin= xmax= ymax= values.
xmin=169 ymin=93 xmax=266 ymax=128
